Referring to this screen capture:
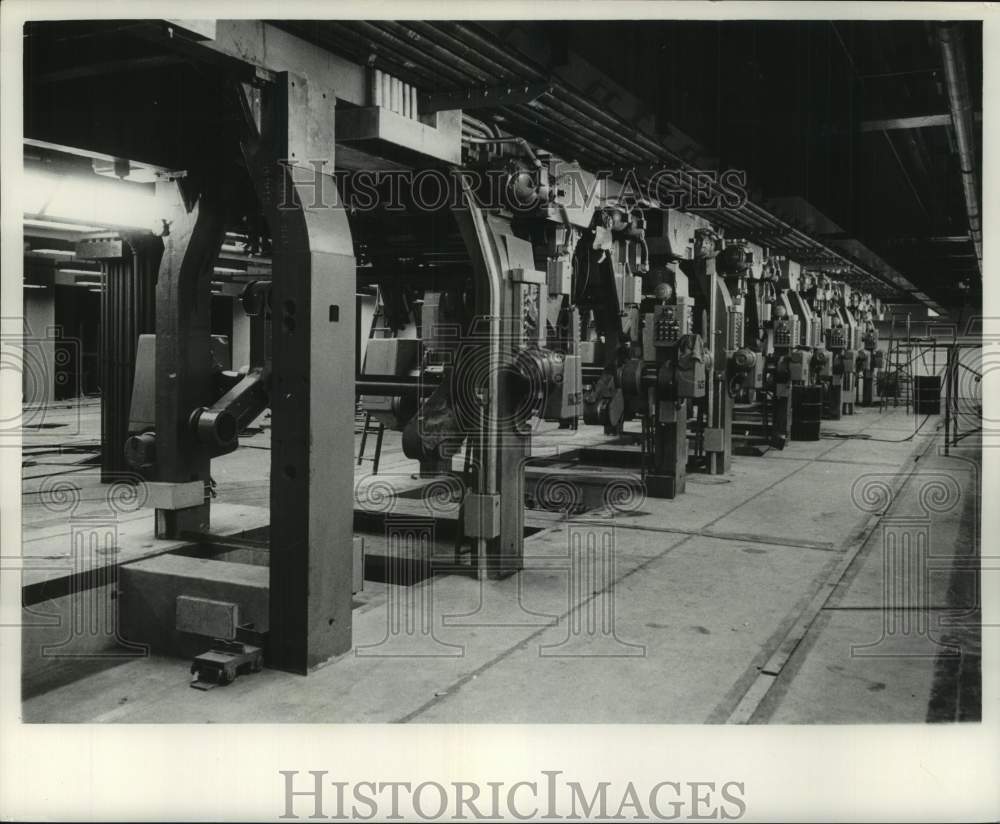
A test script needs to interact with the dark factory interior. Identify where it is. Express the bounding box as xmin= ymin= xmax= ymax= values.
xmin=16 ymin=17 xmax=984 ymax=726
